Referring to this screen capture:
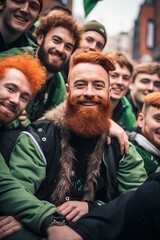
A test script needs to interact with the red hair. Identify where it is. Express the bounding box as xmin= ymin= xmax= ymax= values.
xmin=142 ymin=92 xmax=160 ymax=114
xmin=0 ymin=54 xmax=46 ymax=97
xmin=68 ymin=51 xmax=115 ymax=82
